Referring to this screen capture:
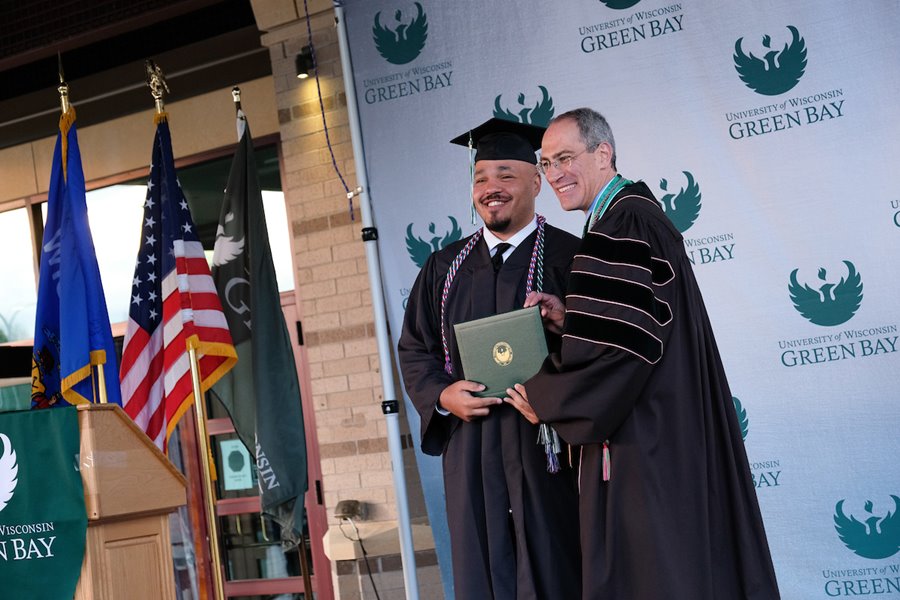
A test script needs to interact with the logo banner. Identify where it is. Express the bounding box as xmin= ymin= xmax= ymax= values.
xmin=0 ymin=407 xmax=87 ymax=599
xmin=342 ymin=2 xmax=900 ymax=596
